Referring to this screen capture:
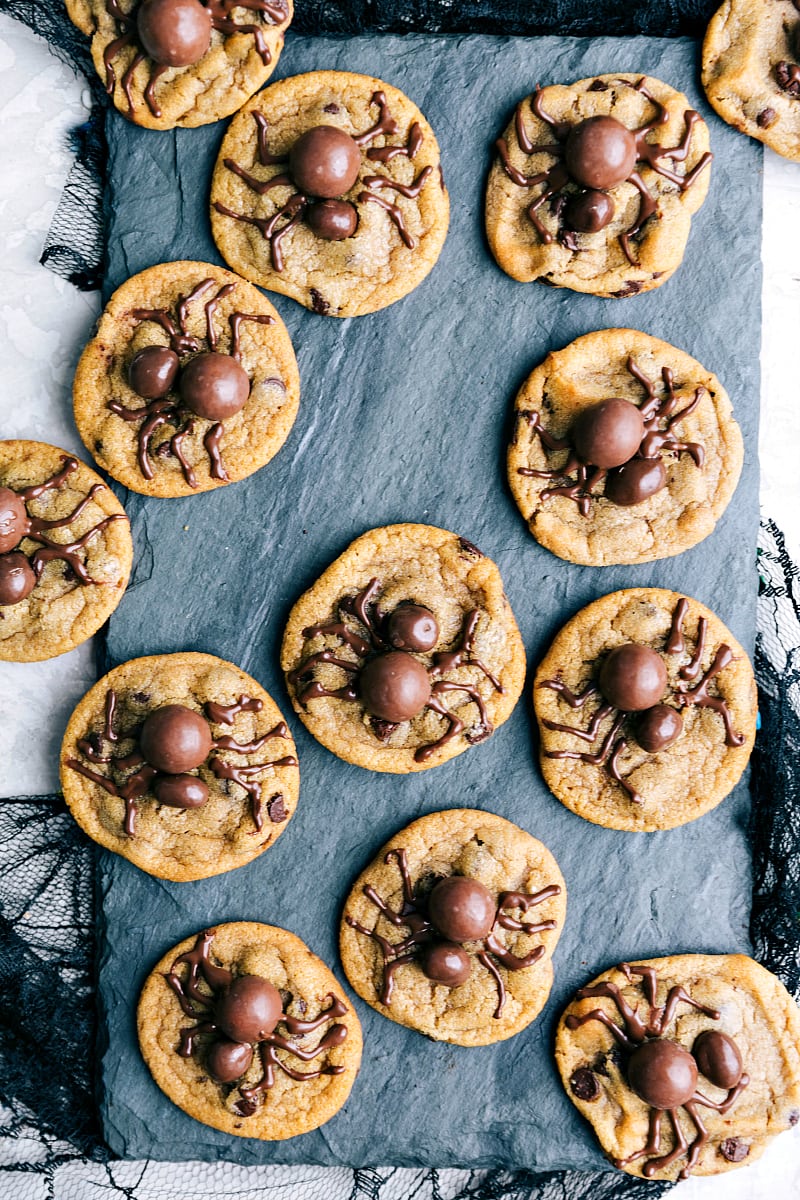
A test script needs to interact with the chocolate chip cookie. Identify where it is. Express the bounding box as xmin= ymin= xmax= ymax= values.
xmin=73 ymin=261 xmax=299 ymax=497
xmin=556 ymin=955 xmax=800 ymax=1180
xmin=534 ymin=588 xmax=757 ymax=831
xmin=138 ymin=922 xmax=362 ymax=1138
xmin=340 ymin=808 xmax=566 ymax=1046
xmin=486 ymin=74 xmax=712 ymax=297
xmin=703 ymin=0 xmax=800 ymax=161
xmin=60 ymin=652 xmax=299 ymax=880
xmin=507 ymin=329 xmax=743 ymax=566
xmin=65 ymin=0 xmax=292 ymax=130
xmin=210 ymin=71 xmax=450 ymax=316
xmin=0 ymin=440 xmax=132 ymax=662
xmin=281 ymin=524 xmax=526 ymax=773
